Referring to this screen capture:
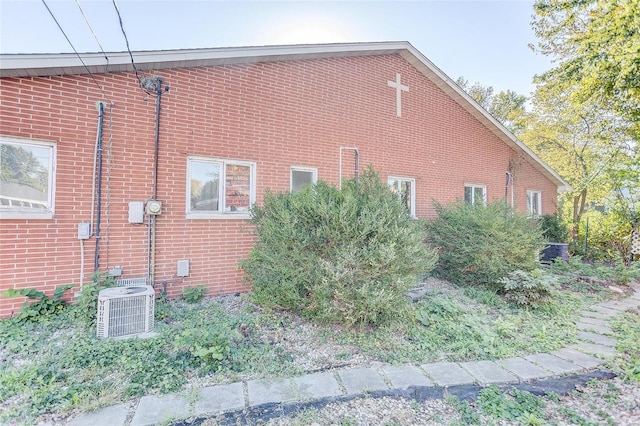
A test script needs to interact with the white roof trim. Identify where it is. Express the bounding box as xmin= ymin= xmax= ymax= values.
xmin=0 ymin=41 xmax=570 ymax=190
